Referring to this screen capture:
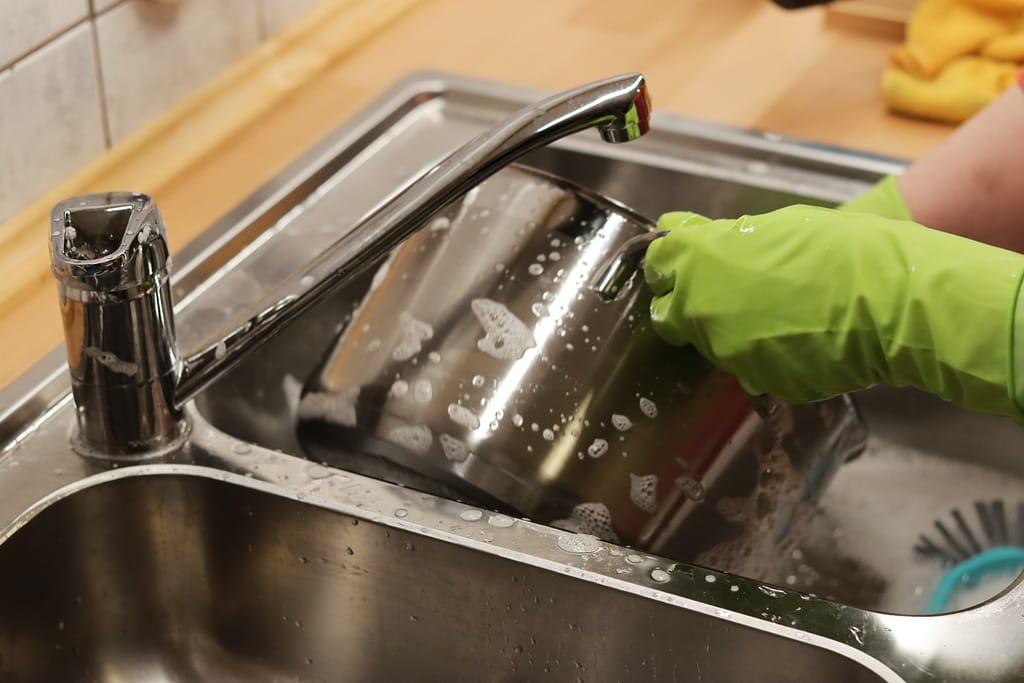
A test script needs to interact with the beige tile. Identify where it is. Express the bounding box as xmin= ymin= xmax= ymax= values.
xmin=0 ymin=0 xmax=89 ymax=68
xmin=96 ymin=0 xmax=262 ymax=142
xmin=0 ymin=23 xmax=105 ymax=224
xmin=262 ymin=0 xmax=323 ymax=36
